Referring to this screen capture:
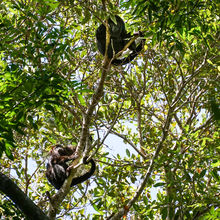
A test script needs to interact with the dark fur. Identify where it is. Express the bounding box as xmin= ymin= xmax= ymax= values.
xmin=46 ymin=144 xmax=96 ymax=190
xmin=96 ymin=15 xmax=145 ymax=65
